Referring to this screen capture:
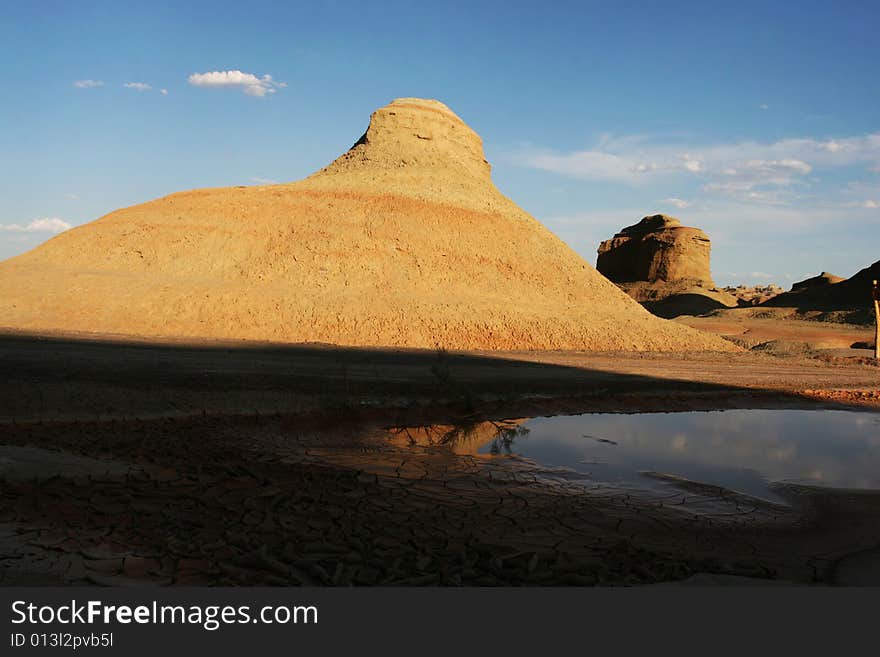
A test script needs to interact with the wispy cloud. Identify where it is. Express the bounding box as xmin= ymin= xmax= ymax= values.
xmin=188 ymin=70 xmax=286 ymax=97
xmin=250 ymin=176 xmax=279 ymax=185
xmin=759 ymin=103 xmax=770 ymax=110
xmin=840 ymin=199 xmax=880 ymax=209
xmin=123 ymin=82 xmax=151 ymax=91
xmin=514 ymin=132 xmax=880 ymax=203
xmin=73 ymin=79 xmax=103 ymax=89
xmin=0 ymin=218 xmax=72 ymax=234
xmin=660 ymin=197 xmax=691 ymax=209
xmin=160 ymin=88 xmax=168 ymax=96
xmin=534 ymin=199 xmax=878 ymax=287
